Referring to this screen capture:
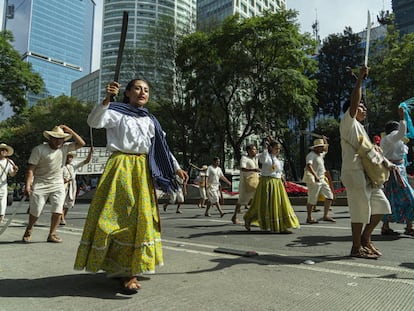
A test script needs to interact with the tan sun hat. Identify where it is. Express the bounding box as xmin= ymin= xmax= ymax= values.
xmin=0 ymin=143 xmax=14 ymax=156
xmin=310 ymin=138 xmax=328 ymax=149
xmin=201 ymin=165 xmax=208 ymax=170
xmin=43 ymin=126 xmax=72 ymax=141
